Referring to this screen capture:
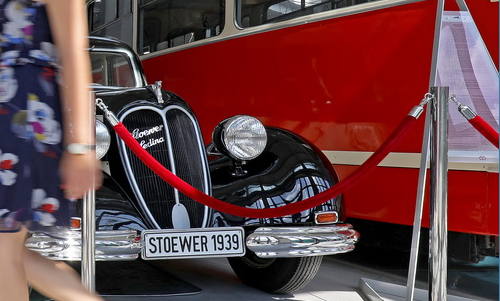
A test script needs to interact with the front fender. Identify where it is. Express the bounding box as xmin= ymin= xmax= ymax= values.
xmin=209 ymin=127 xmax=340 ymax=227
xmin=76 ymin=172 xmax=149 ymax=232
